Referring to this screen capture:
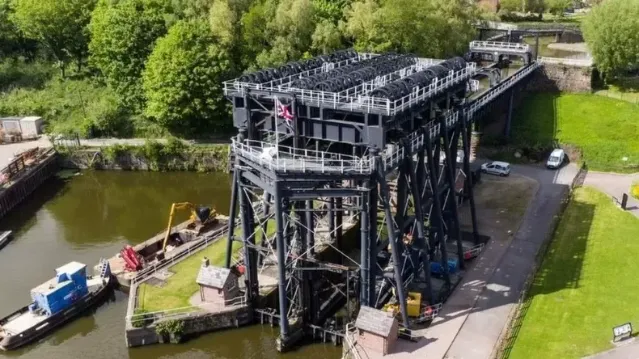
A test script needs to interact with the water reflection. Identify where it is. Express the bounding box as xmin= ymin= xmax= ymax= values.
xmin=0 ymin=171 xmax=340 ymax=359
